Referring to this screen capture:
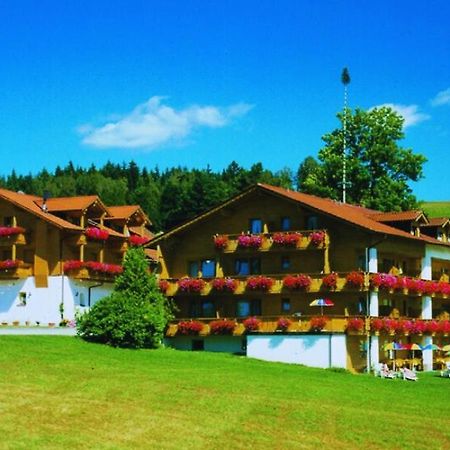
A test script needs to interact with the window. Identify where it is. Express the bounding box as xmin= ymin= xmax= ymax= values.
xmin=281 ymin=217 xmax=291 ymax=231
xmin=249 ymin=218 xmax=263 ymax=234
xmin=188 ymin=261 xmax=199 ymax=277
xmin=237 ymin=299 xmax=261 ymax=317
xmin=3 ymin=216 xmax=13 ymax=227
xmin=235 ymin=258 xmax=261 ymax=275
xmin=281 ymin=256 xmax=290 ymax=270
xmin=201 ymin=300 xmax=215 ymax=317
xmin=306 ymin=215 xmax=318 ymax=230
xmin=201 ymin=259 xmax=215 ymax=277
xmin=189 ymin=300 xmax=199 ymax=317
xmin=357 ymin=255 xmax=366 ymax=271
xmin=281 ymin=298 xmax=291 ymax=313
